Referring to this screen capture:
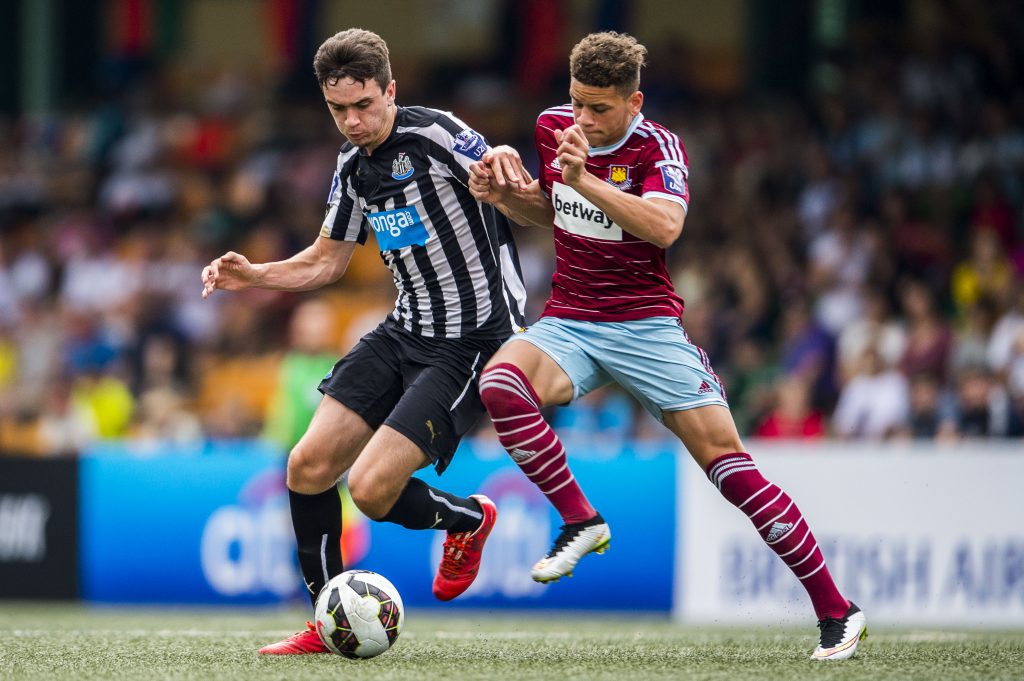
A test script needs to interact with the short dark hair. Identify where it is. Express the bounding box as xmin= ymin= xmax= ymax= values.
xmin=569 ymin=31 xmax=647 ymax=97
xmin=313 ymin=28 xmax=391 ymax=92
